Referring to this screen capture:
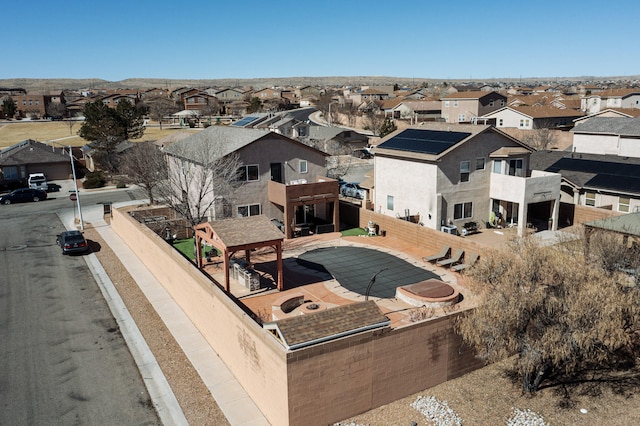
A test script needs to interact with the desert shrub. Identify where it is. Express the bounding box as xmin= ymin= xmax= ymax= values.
xmin=83 ymin=171 xmax=106 ymax=189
